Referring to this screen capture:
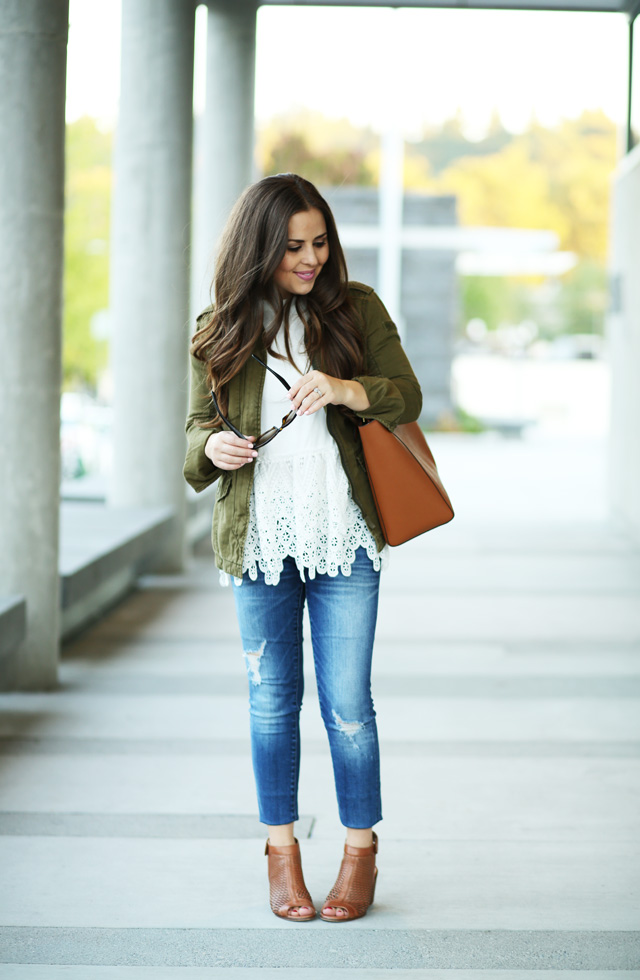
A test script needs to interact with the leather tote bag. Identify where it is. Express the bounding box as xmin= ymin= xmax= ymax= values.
xmin=357 ymin=419 xmax=454 ymax=546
